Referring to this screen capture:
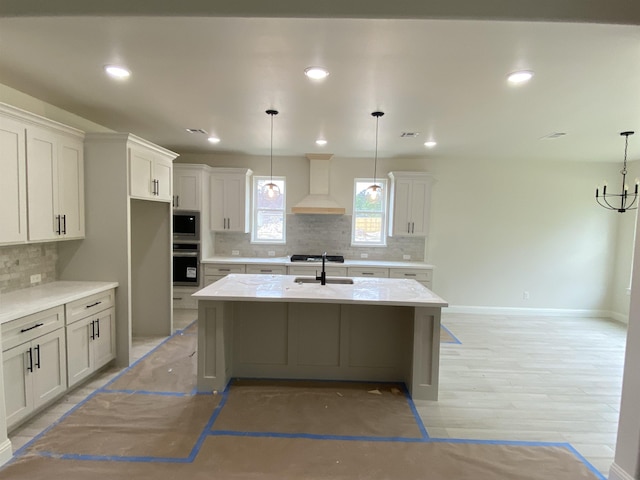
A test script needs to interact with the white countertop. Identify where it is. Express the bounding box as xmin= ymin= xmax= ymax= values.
xmin=0 ymin=281 xmax=119 ymax=324
xmin=193 ymin=274 xmax=447 ymax=308
xmin=201 ymin=256 xmax=435 ymax=269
